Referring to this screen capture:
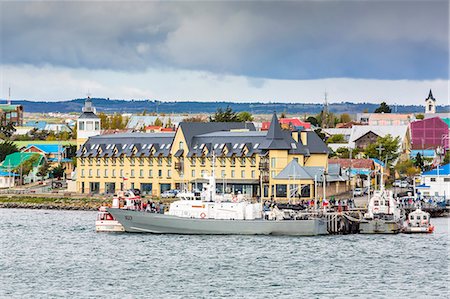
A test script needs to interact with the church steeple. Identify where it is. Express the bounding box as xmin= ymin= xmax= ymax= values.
xmin=425 ymin=89 xmax=436 ymax=114
xmin=426 ymin=89 xmax=435 ymax=102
